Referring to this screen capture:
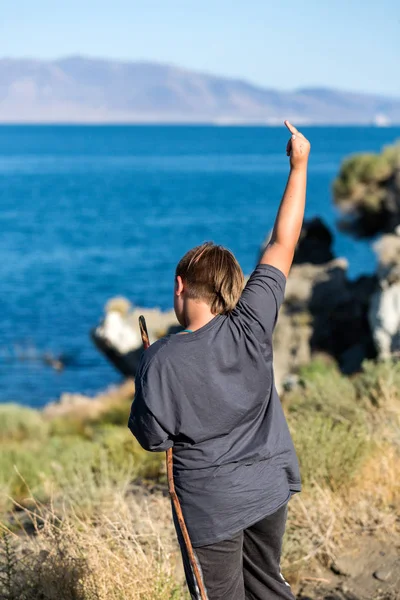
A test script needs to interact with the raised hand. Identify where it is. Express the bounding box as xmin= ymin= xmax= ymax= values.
xmin=284 ymin=121 xmax=311 ymax=170
xmin=260 ymin=121 xmax=310 ymax=275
